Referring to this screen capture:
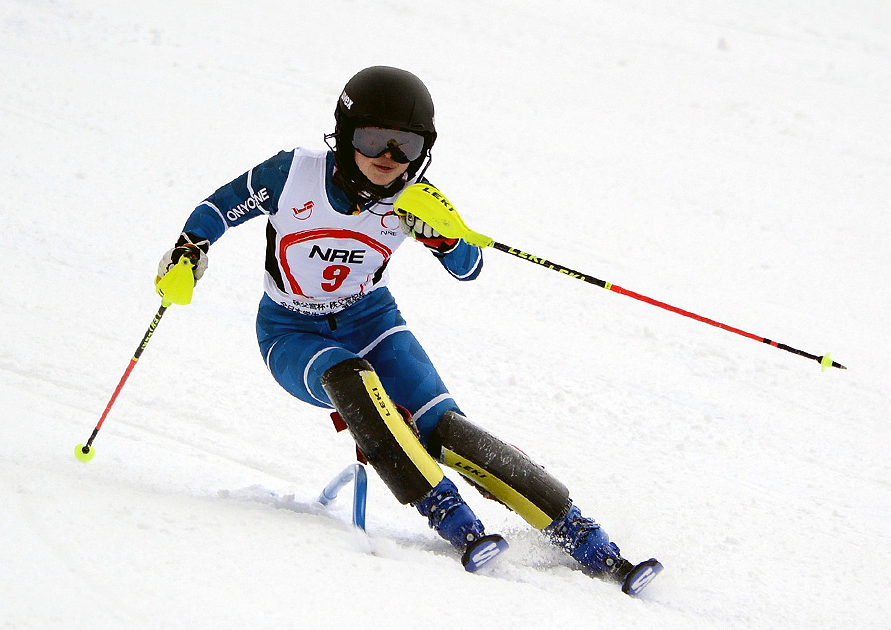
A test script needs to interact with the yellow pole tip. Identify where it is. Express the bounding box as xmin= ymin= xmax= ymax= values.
xmin=820 ymin=353 xmax=833 ymax=372
xmin=74 ymin=444 xmax=95 ymax=462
